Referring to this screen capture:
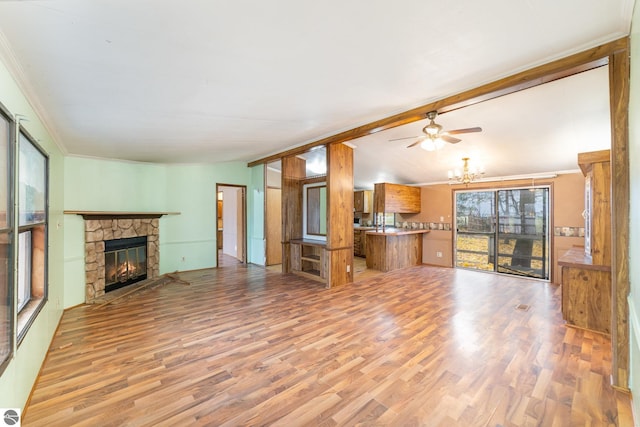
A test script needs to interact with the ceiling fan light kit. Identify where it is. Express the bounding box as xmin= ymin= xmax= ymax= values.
xmin=398 ymin=111 xmax=482 ymax=151
xmin=420 ymin=137 xmax=445 ymax=151
xmin=401 ymin=111 xmax=482 ymax=151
